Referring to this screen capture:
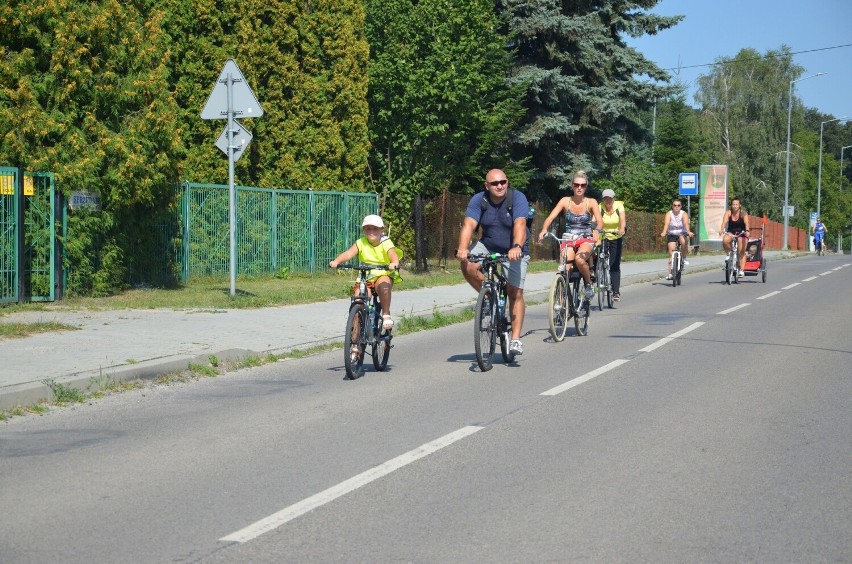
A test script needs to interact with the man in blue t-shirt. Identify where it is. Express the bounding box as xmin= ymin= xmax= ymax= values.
xmin=813 ymin=217 xmax=827 ymax=252
xmin=456 ymin=169 xmax=530 ymax=355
